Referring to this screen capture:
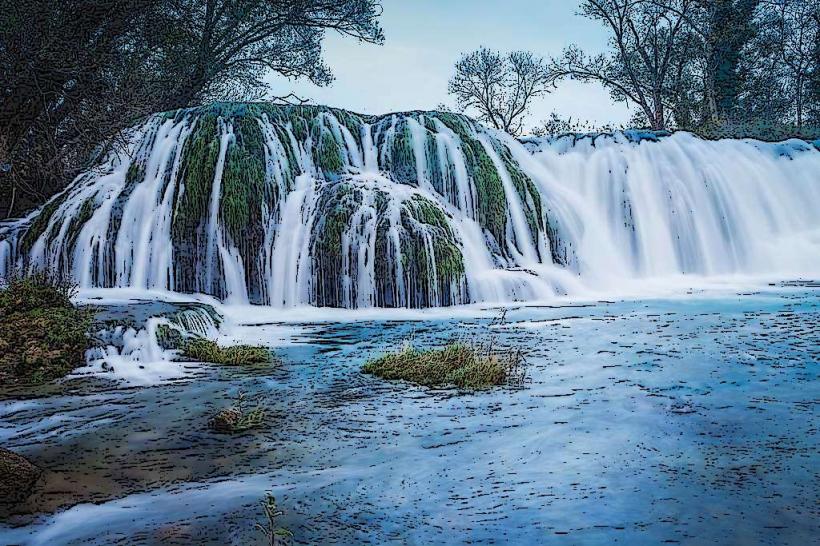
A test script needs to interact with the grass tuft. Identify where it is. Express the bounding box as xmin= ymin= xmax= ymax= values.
xmin=363 ymin=341 xmax=524 ymax=390
xmin=208 ymin=391 xmax=268 ymax=433
xmin=180 ymin=337 xmax=273 ymax=366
